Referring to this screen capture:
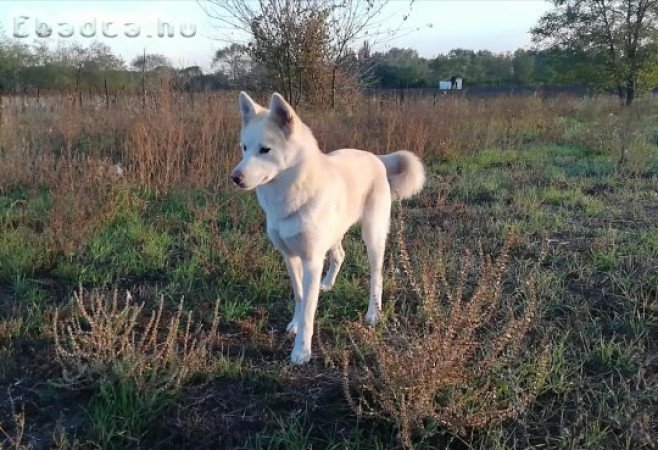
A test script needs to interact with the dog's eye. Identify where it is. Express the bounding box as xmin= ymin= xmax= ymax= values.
xmin=242 ymin=145 xmax=246 ymax=152
xmin=260 ymin=147 xmax=271 ymax=154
